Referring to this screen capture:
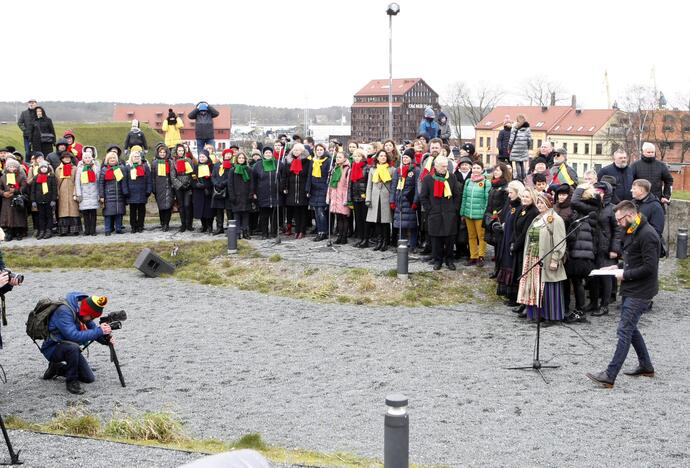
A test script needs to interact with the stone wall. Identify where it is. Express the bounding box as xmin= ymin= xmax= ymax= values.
xmin=664 ymin=199 xmax=690 ymax=253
